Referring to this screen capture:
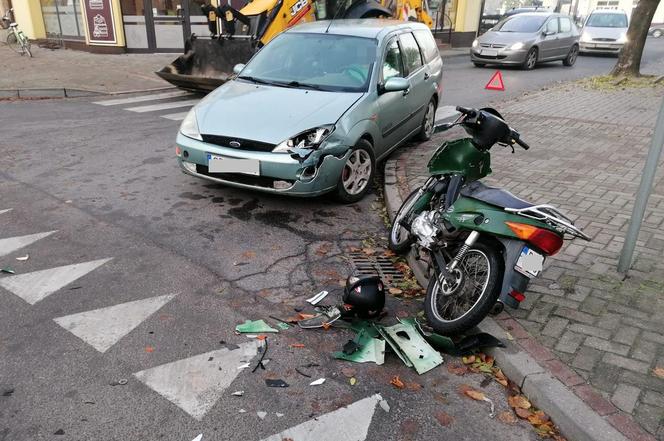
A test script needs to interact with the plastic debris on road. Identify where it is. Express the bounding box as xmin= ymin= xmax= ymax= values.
xmin=191 ymin=435 xmax=203 ymax=441
xmin=265 ymin=379 xmax=289 ymax=388
xmin=15 ymin=255 xmax=29 ymax=261
xmin=0 ymin=267 xmax=15 ymax=274
xmin=309 ymin=378 xmax=325 ymax=386
xmin=257 ymin=411 xmax=267 ymax=419
xmin=231 ymin=391 xmax=244 ymax=396
xmin=235 ymin=319 xmax=279 ymax=334
xmin=381 ymin=320 xmax=443 ymax=374
xmin=333 ymin=322 xmax=386 ymax=365
xmin=306 ymin=290 xmax=329 ymax=305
